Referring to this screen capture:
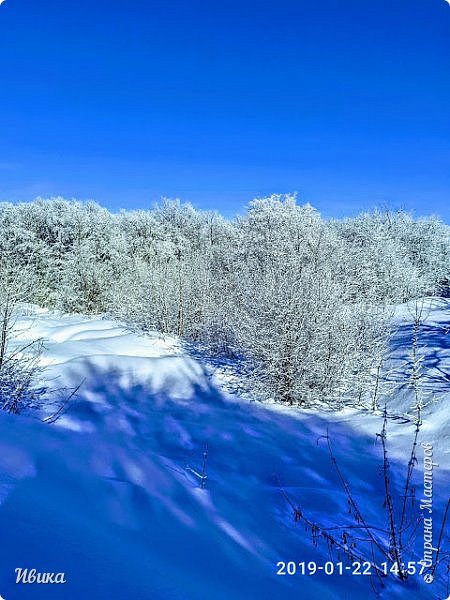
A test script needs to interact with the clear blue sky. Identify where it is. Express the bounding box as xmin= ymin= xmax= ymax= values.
xmin=0 ymin=0 xmax=449 ymax=220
